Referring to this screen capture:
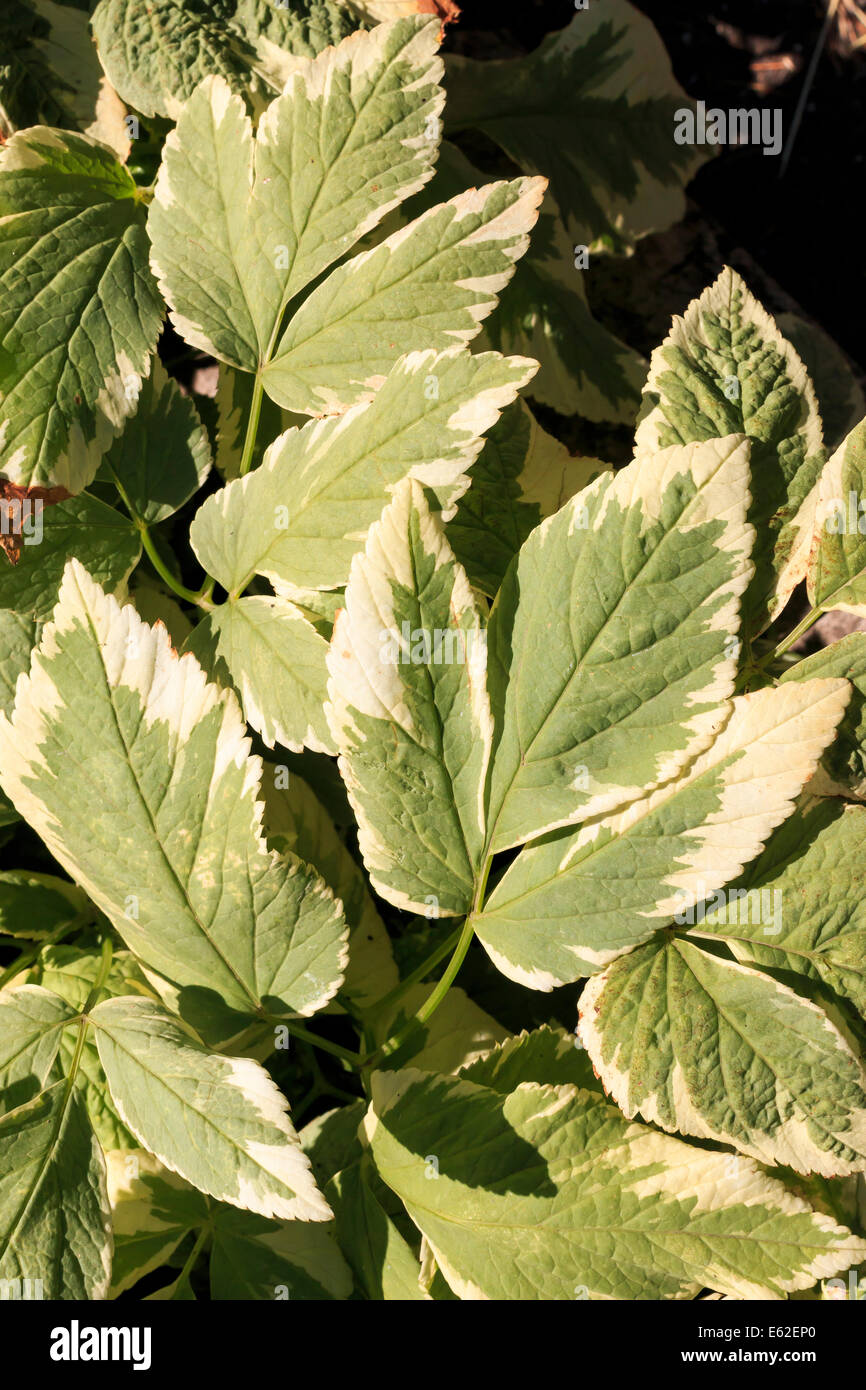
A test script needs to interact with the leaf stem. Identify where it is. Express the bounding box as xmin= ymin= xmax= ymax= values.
xmin=137 ymin=525 xmax=214 ymax=609
xmin=365 ymin=925 xmax=462 ymax=1019
xmin=369 ymin=916 xmax=477 ymax=1066
xmin=239 ymin=373 xmax=265 ymax=477
xmin=770 ymin=605 xmax=823 ymax=663
xmin=279 ymin=1019 xmax=363 ymax=1068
